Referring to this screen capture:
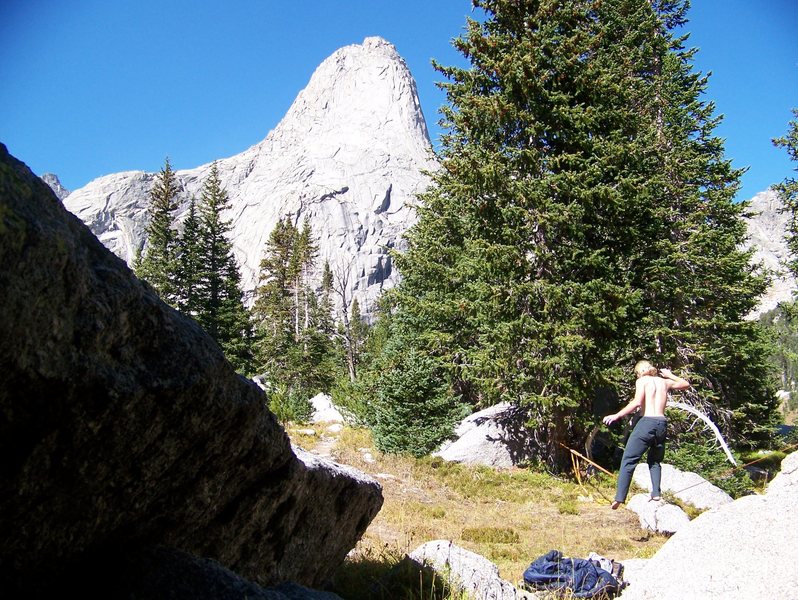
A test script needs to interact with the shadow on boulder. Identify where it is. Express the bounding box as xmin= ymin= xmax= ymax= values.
xmin=0 ymin=144 xmax=383 ymax=597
